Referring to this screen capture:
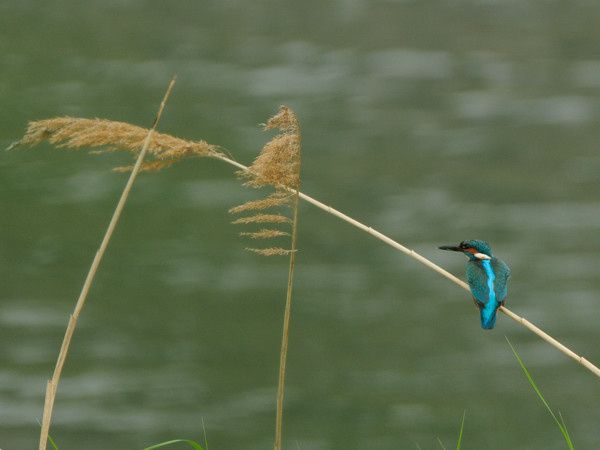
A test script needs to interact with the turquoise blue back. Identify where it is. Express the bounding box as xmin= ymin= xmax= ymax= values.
xmin=466 ymin=257 xmax=511 ymax=329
